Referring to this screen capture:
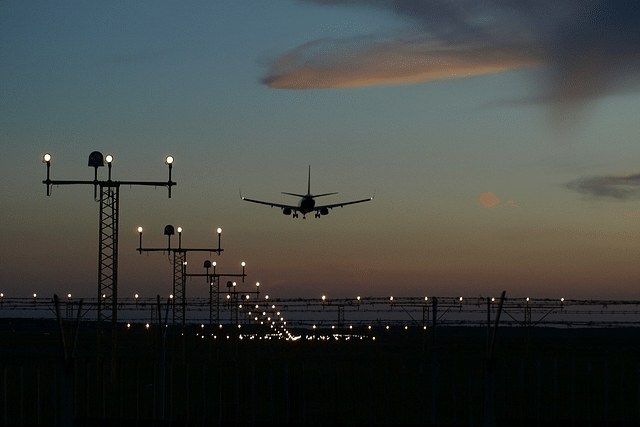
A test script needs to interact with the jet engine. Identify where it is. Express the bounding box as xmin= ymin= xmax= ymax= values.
xmin=320 ymin=207 xmax=329 ymax=216
xmin=283 ymin=208 xmax=292 ymax=215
